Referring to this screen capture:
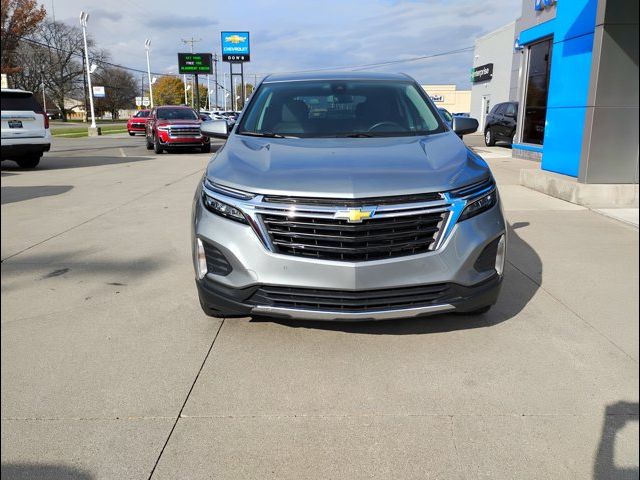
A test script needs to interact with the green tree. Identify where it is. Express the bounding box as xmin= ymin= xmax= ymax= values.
xmin=152 ymin=76 xmax=185 ymax=105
